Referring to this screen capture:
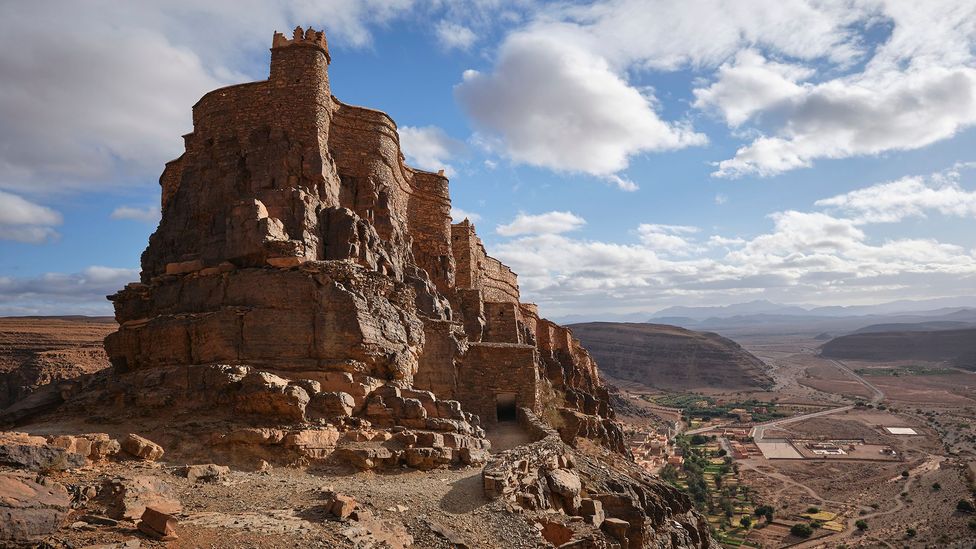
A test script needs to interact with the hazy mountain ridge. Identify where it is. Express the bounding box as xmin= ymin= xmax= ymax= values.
xmin=568 ymin=322 xmax=773 ymax=391
xmin=821 ymin=328 xmax=976 ymax=370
